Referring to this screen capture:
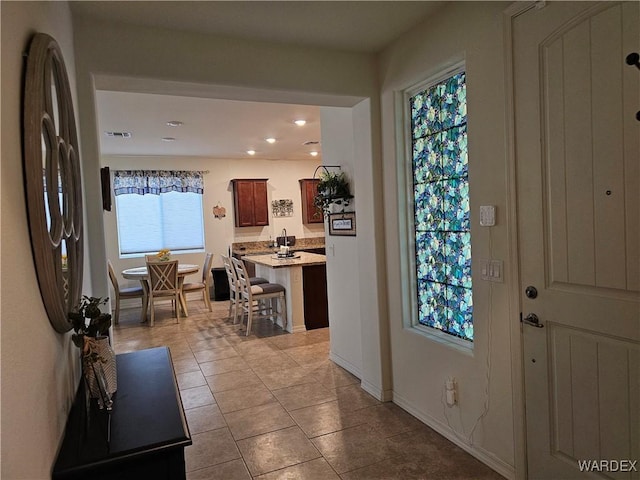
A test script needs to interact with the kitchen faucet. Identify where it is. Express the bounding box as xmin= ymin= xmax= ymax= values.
xmin=281 ymin=229 xmax=288 ymax=246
